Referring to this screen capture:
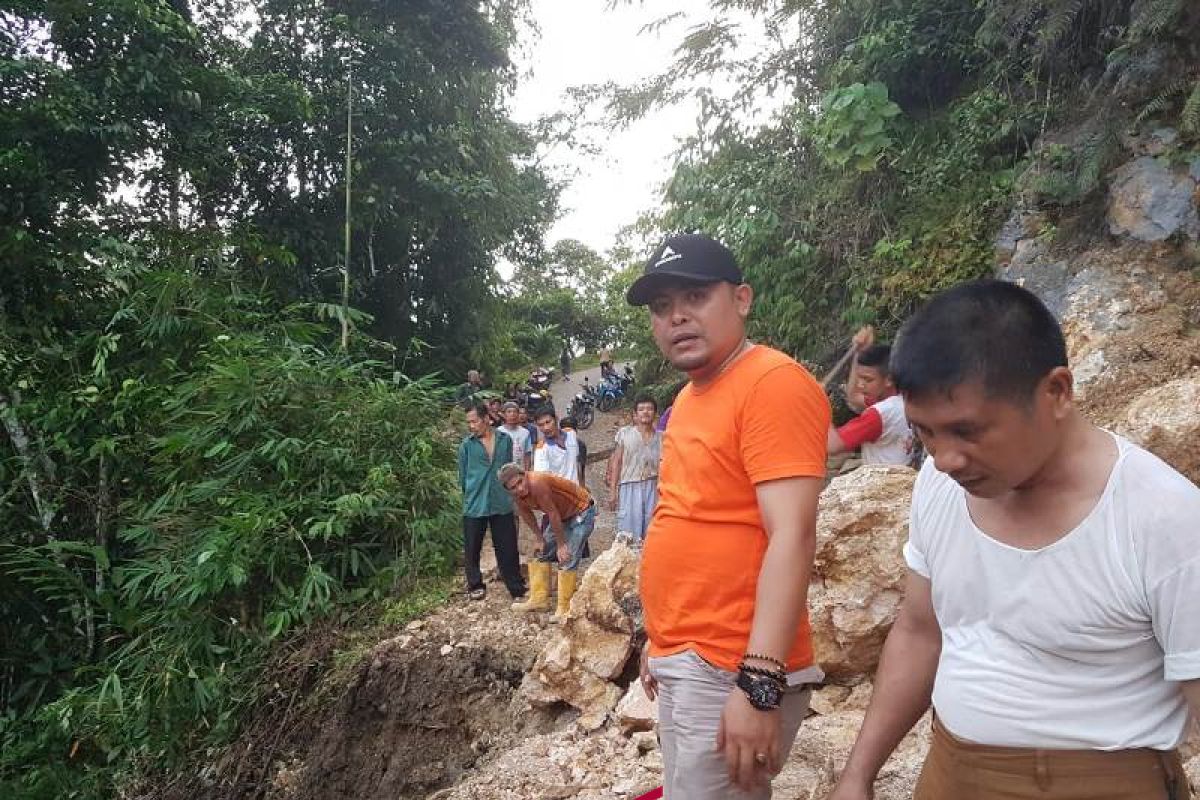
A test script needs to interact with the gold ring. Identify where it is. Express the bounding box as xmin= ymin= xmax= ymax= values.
xmin=754 ymin=752 xmax=768 ymax=765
